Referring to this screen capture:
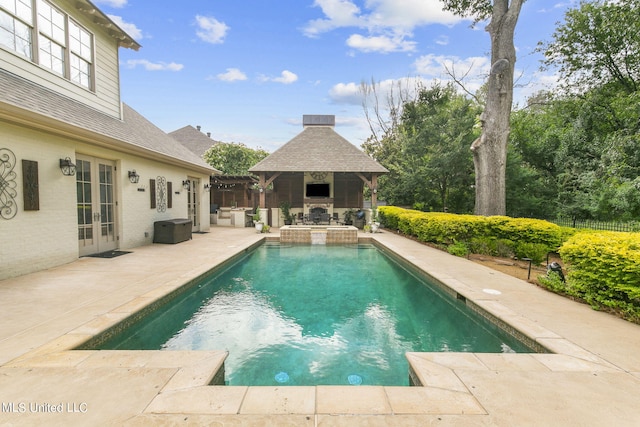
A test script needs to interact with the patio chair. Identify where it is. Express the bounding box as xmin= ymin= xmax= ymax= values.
xmin=320 ymin=213 xmax=331 ymax=225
